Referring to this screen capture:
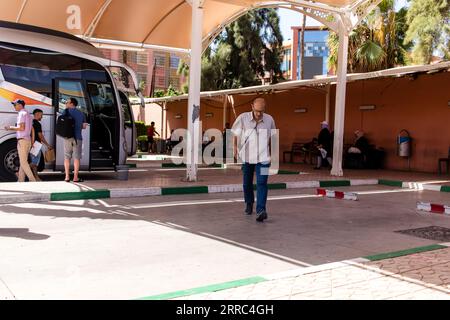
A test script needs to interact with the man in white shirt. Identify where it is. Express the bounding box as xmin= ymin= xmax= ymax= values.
xmin=232 ymin=97 xmax=276 ymax=222
xmin=4 ymin=99 xmax=36 ymax=182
